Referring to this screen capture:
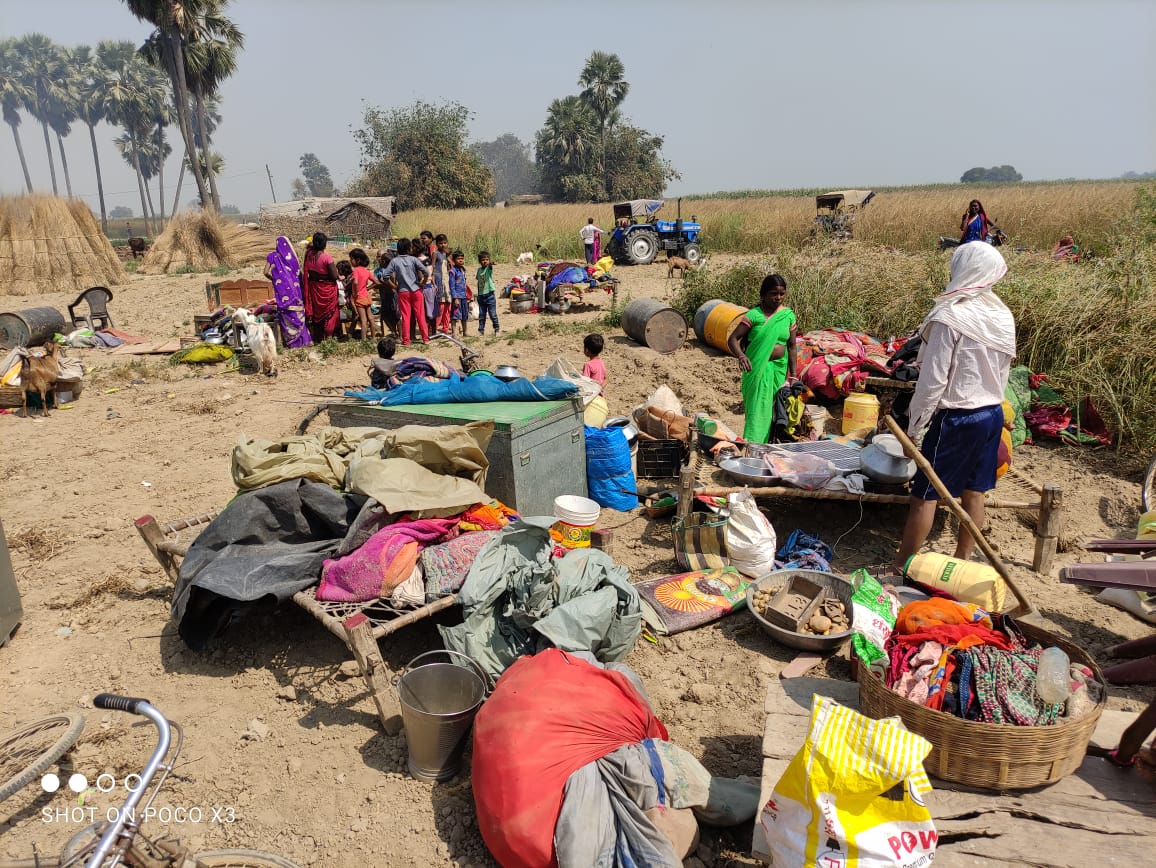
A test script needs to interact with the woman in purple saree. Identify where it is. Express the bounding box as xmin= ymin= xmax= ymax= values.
xmin=263 ymin=237 xmax=311 ymax=348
